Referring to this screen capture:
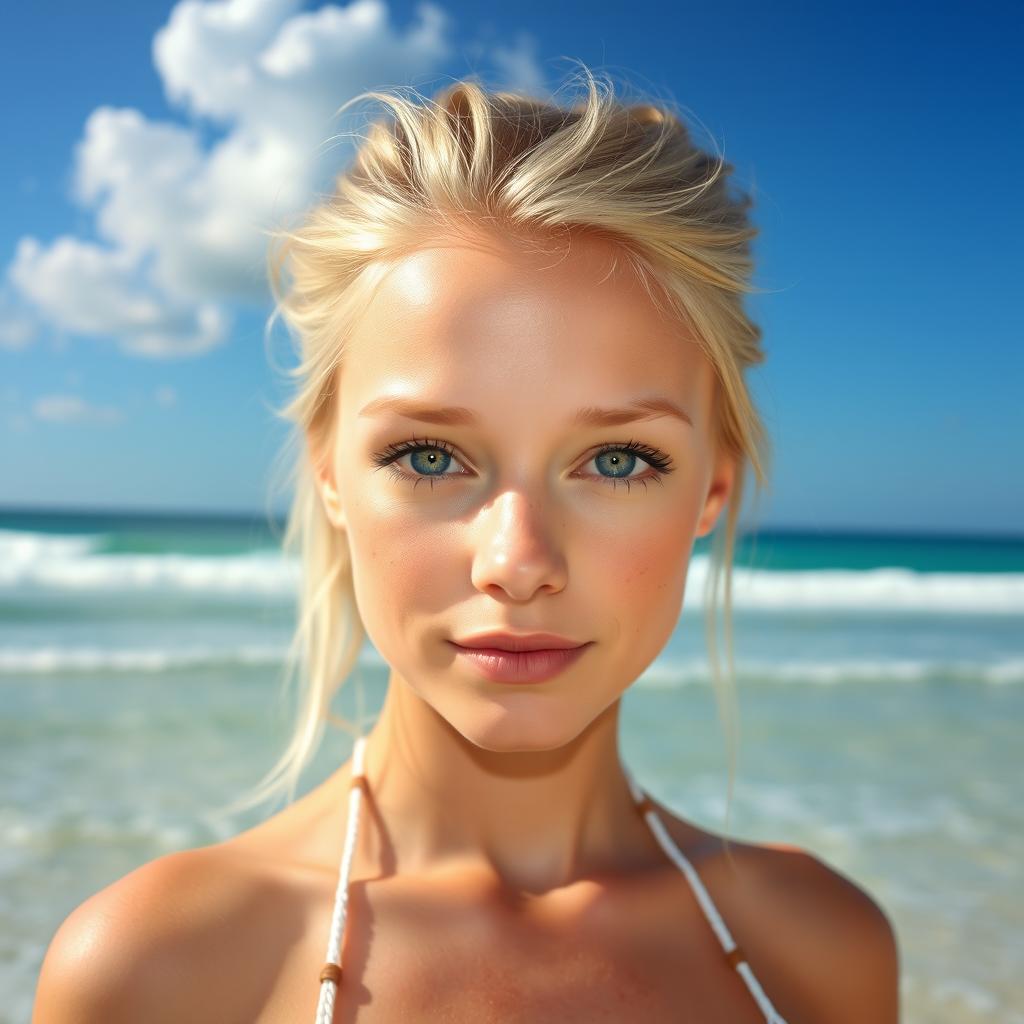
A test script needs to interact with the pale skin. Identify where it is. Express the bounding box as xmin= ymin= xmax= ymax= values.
xmin=32 ymin=226 xmax=900 ymax=1023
